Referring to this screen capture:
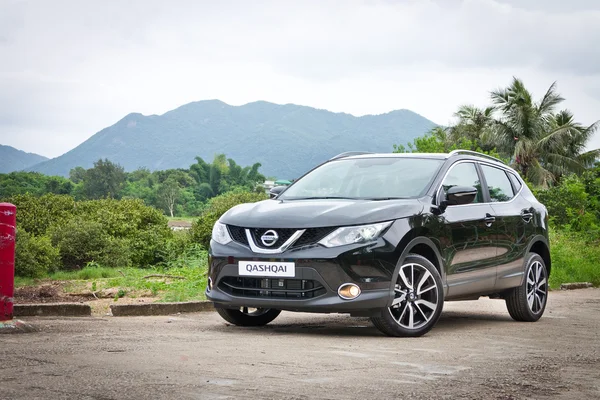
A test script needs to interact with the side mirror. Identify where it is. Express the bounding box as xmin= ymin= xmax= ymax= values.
xmin=269 ymin=186 xmax=287 ymax=199
xmin=446 ymin=186 xmax=478 ymax=206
